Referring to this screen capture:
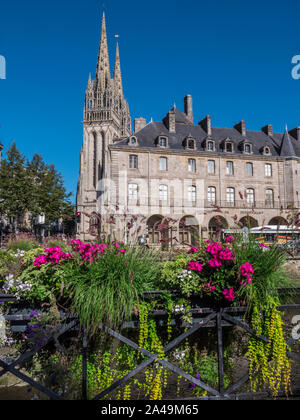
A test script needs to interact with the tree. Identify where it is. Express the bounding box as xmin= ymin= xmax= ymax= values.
xmin=27 ymin=154 xmax=73 ymax=224
xmin=0 ymin=143 xmax=74 ymax=231
xmin=0 ymin=142 xmax=32 ymax=230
